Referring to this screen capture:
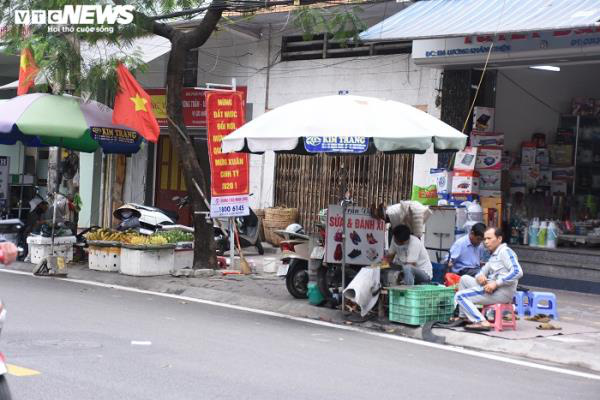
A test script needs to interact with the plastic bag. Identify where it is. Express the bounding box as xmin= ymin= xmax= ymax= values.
xmin=343 ymin=267 xmax=381 ymax=317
